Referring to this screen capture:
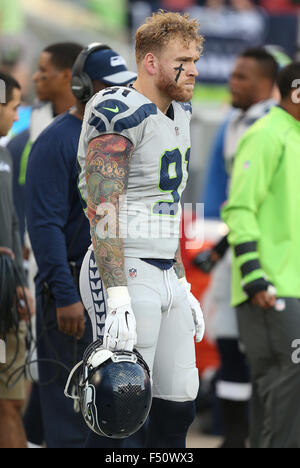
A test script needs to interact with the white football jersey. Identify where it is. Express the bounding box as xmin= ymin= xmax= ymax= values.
xmin=78 ymin=86 xmax=192 ymax=260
